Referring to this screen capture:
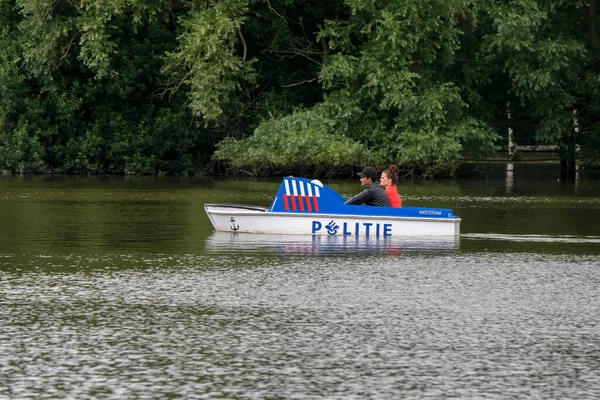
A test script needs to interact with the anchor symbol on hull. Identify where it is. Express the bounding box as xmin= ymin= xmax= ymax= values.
xmin=230 ymin=217 xmax=239 ymax=231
